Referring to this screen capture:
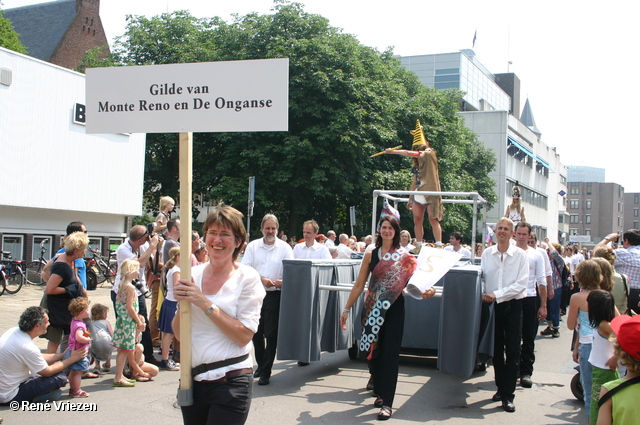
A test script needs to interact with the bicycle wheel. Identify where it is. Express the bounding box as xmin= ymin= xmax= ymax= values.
xmin=4 ymin=267 xmax=24 ymax=294
xmin=26 ymin=261 xmax=45 ymax=285
xmin=107 ymin=263 xmax=117 ymax=284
